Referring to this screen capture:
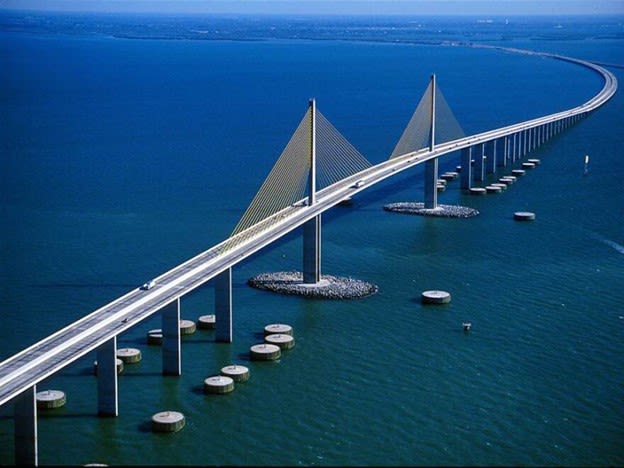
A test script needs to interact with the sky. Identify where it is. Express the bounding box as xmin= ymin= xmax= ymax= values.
xmin=1 ymin=0 xmax=623 ymax=16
